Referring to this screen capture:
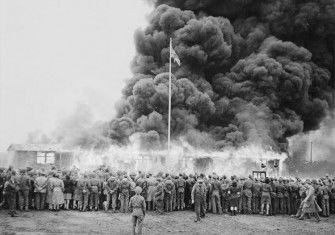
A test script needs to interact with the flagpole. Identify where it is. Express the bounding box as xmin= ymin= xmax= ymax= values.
xmin=168 ymin=38 xmax=172 ymax=157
